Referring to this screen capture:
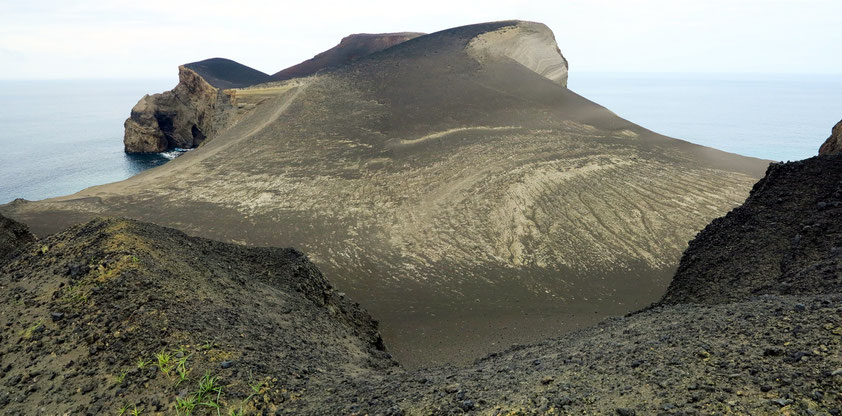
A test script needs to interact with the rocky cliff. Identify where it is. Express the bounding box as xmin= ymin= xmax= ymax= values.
xmin=660 ymin=152 xmax=842 ymax=305
xmin=818 ymin=118 xmax=842 ymax=155
xmin=123 ymin=64 xmax=239 ymax=153
xmin=271 ymin=32 xmax=423 ymax=81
